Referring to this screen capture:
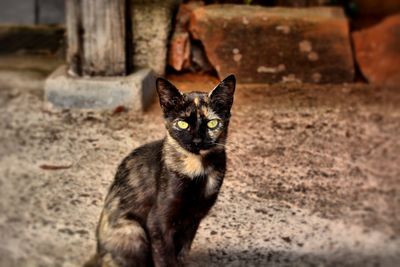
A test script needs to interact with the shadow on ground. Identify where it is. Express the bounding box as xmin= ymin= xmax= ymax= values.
xmin=188 ymin=249 xmax=397 ymax=267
